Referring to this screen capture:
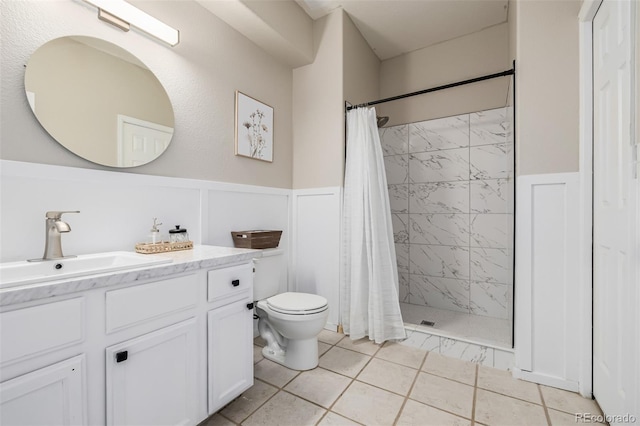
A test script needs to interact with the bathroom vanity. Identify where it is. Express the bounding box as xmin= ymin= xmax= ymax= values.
xmin=0 ymin=245 xmax=260 ymax=425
